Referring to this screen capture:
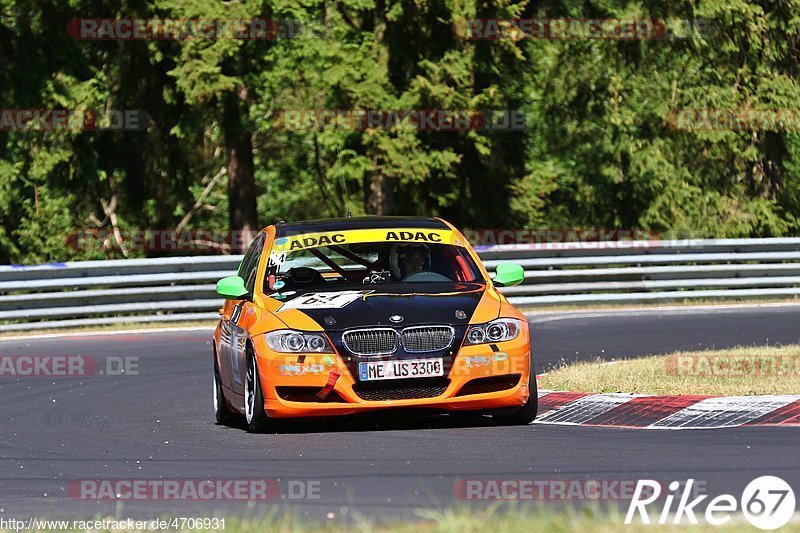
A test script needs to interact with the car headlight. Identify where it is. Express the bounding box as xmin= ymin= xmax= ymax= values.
xmin=465 ymin=319 xmax=520 ymax=345
xmin=265 ymin=330 xmax=334 ymax=353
